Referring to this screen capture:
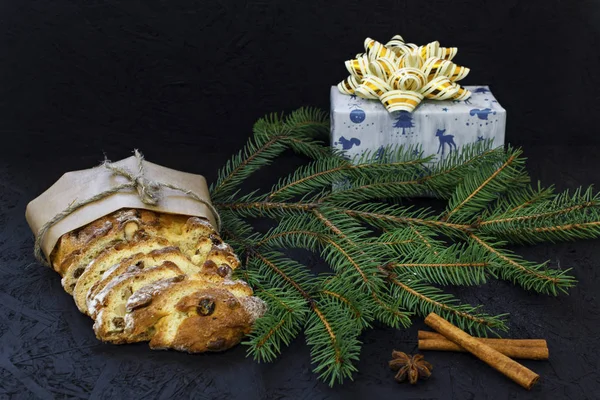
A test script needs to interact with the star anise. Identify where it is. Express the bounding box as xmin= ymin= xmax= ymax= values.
xmin=389 ymin=350 xmax=433 ymax=384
